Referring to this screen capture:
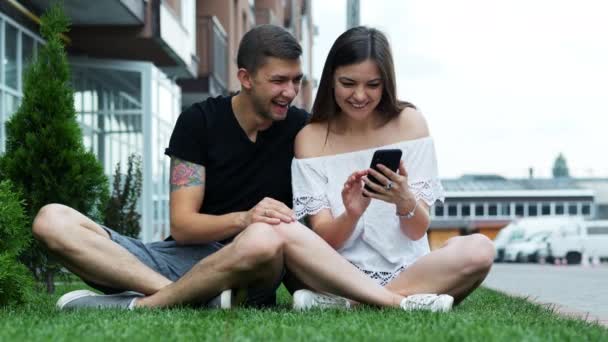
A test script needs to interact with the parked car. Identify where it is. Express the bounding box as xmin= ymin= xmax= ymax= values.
xmin=494 ymin=216 xmax=584 ymax=262
xmin=503 ymin=231 xmax=551 ymax=263
xmin=541 ymin=220 xmax=608 ymax=264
